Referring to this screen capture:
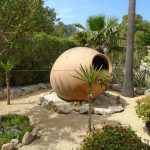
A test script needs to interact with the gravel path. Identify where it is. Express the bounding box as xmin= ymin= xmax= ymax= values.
xmin=0 ymin=90 xmax=149 ymax=150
